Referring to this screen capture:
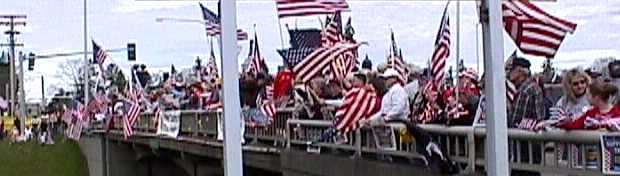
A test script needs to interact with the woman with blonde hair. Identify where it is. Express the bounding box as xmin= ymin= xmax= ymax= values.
xmin=550 ymin=68 xmax=592 ymax=123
